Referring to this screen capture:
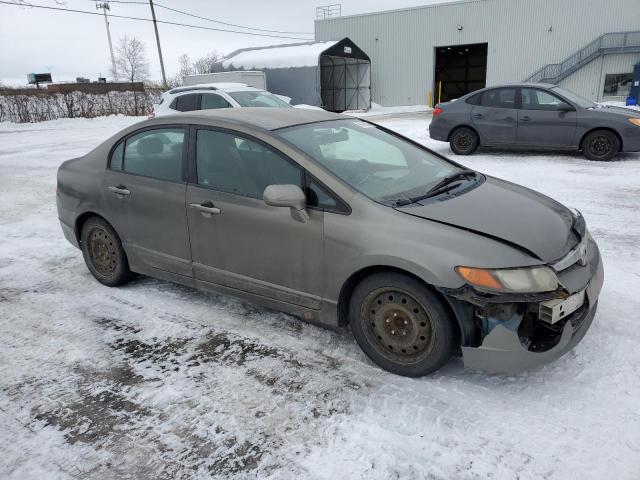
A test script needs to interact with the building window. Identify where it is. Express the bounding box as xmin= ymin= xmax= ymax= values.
xmin=603 ymin=73 xmax=633 ymax=97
